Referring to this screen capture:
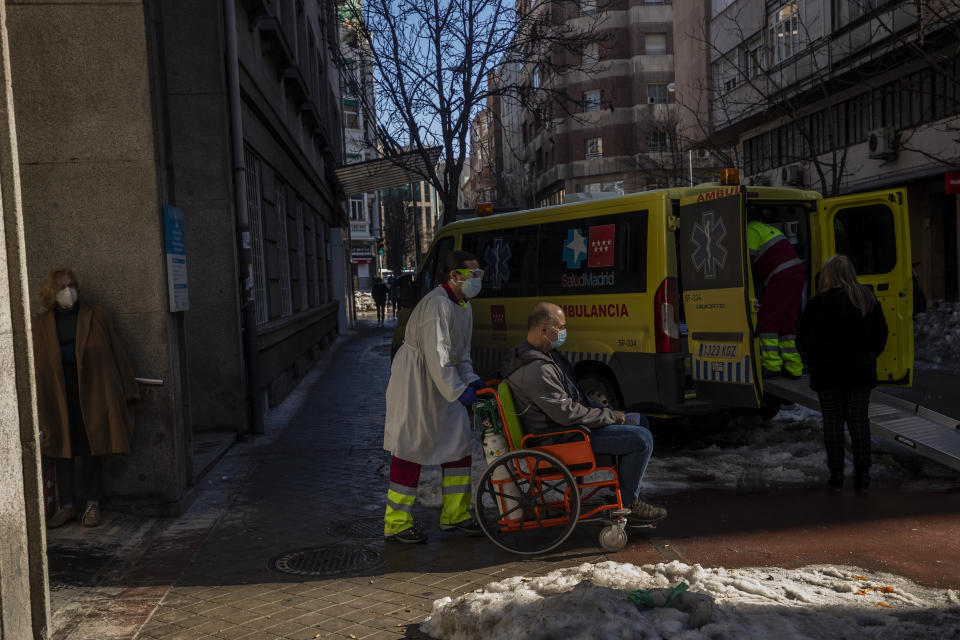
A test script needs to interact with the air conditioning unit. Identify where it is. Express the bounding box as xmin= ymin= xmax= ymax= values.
xmin=780 ymin=164 xmax=804 ymax=187
xmin=750 ymin=174 xmax=772 ymax=186
xmin=868 ymin=127 xmax=898 ymax=159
